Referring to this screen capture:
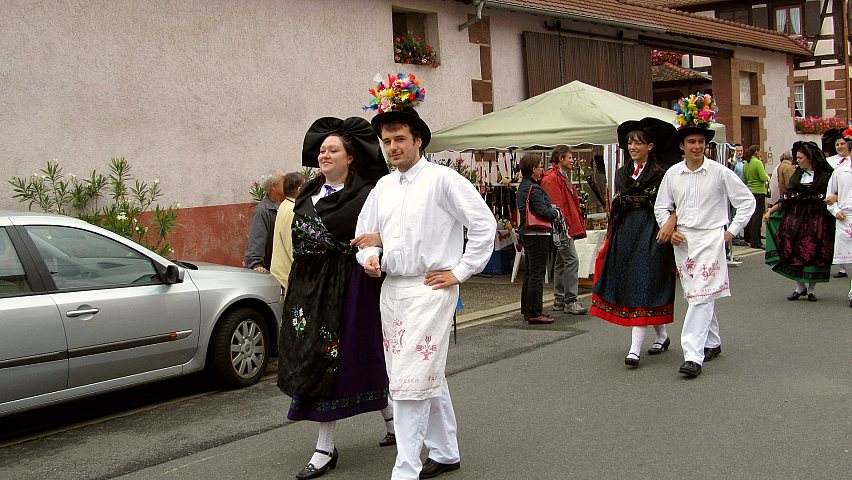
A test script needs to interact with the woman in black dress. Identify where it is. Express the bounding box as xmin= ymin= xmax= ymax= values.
xmin=591 ymin=118 xmax=679 ymax=366
xmin=277 ymin=117 xmax=392 ymax=479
